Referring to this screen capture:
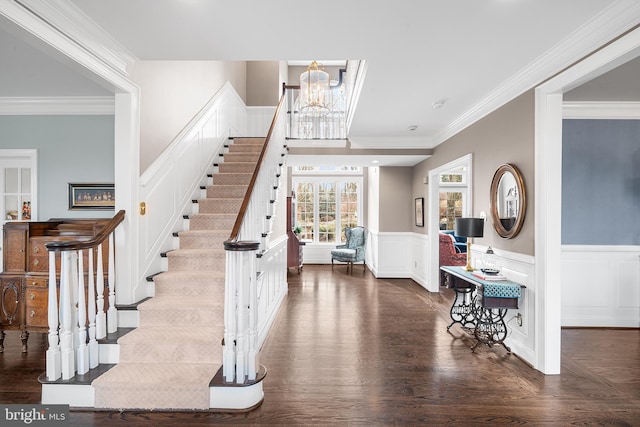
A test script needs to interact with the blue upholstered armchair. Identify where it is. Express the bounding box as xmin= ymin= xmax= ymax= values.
xmin=331 ymin=226 xmax=367 ymax=272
